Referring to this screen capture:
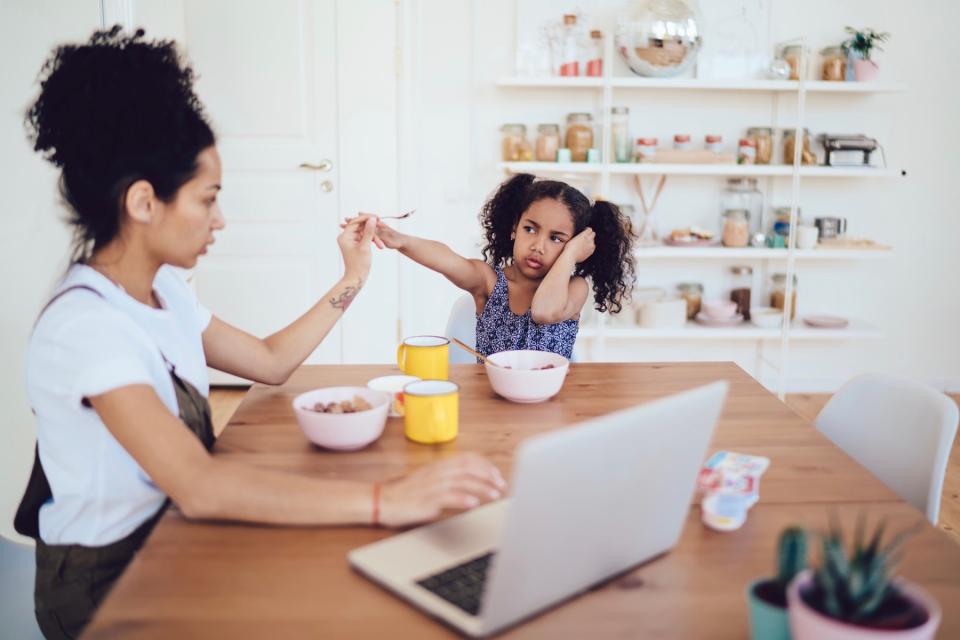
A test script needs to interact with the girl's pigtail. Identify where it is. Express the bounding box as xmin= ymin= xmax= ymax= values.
xmin=579 ymin=200 xmax=635 ymax=313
